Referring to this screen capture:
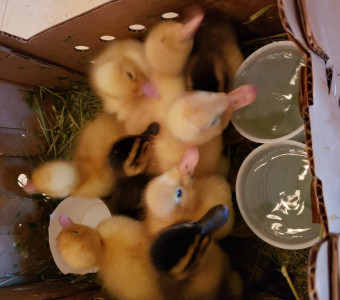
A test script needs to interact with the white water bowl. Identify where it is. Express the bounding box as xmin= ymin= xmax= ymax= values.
xmin=236 ymin=141 xmax=321 ymax=250
xmin=231 ymin=41 xmax=305 ymax=143
xmin=48 ymin=196 xmax=111 ymax=274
